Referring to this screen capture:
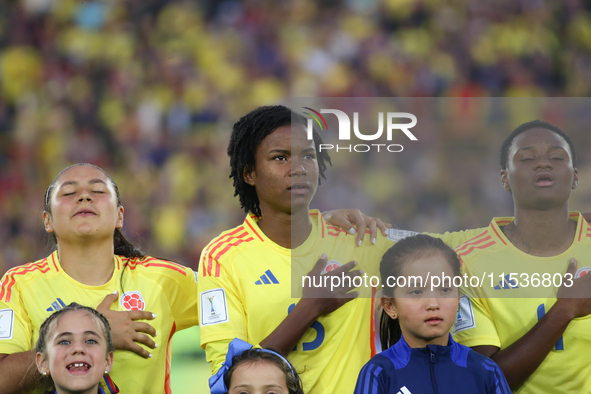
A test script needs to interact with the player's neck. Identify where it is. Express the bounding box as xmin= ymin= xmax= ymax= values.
xmin=56 ymin=384 xmax=100 ymax=394
xmin=256 ymin=207 xmax=312 ymax=249
xmin=505 ymin=205 xmax=576 ymax=256
xmin=401 ymin=327 xmax=449 ymax=348
xmin=56 ymin=241 xmax=115 ymax=286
